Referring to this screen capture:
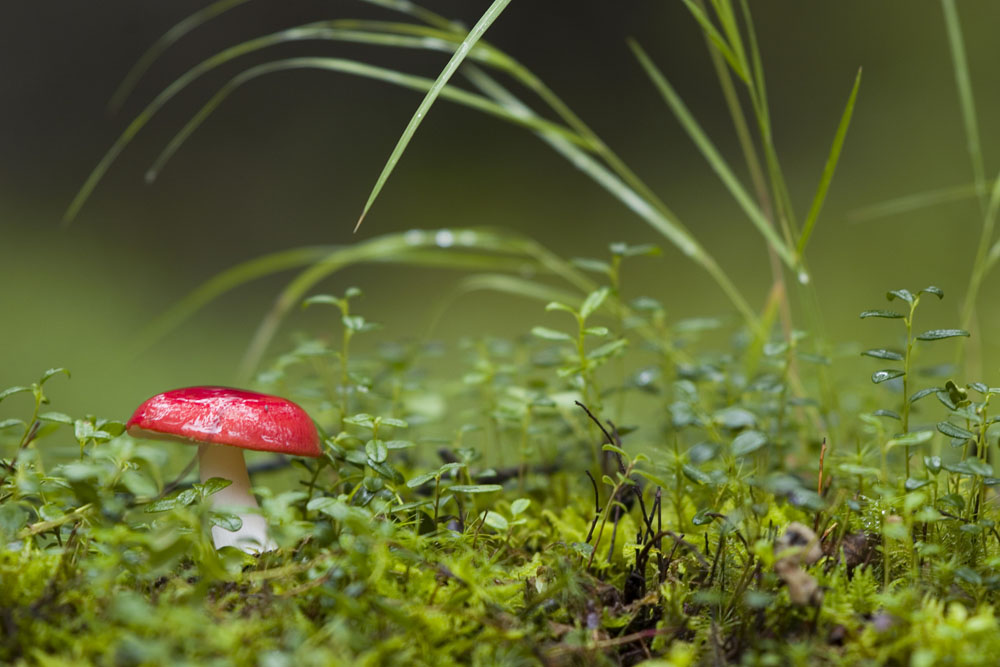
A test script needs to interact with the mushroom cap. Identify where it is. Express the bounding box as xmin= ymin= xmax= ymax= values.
xmin=126 ymin=386 xmax=322 ymax=457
